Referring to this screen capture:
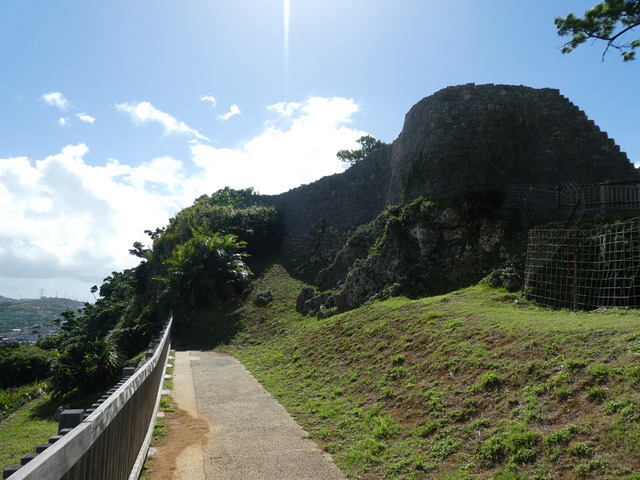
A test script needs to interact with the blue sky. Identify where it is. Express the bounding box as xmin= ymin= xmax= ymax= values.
xmin=1 ymin=0 xmax=639 ymax=301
